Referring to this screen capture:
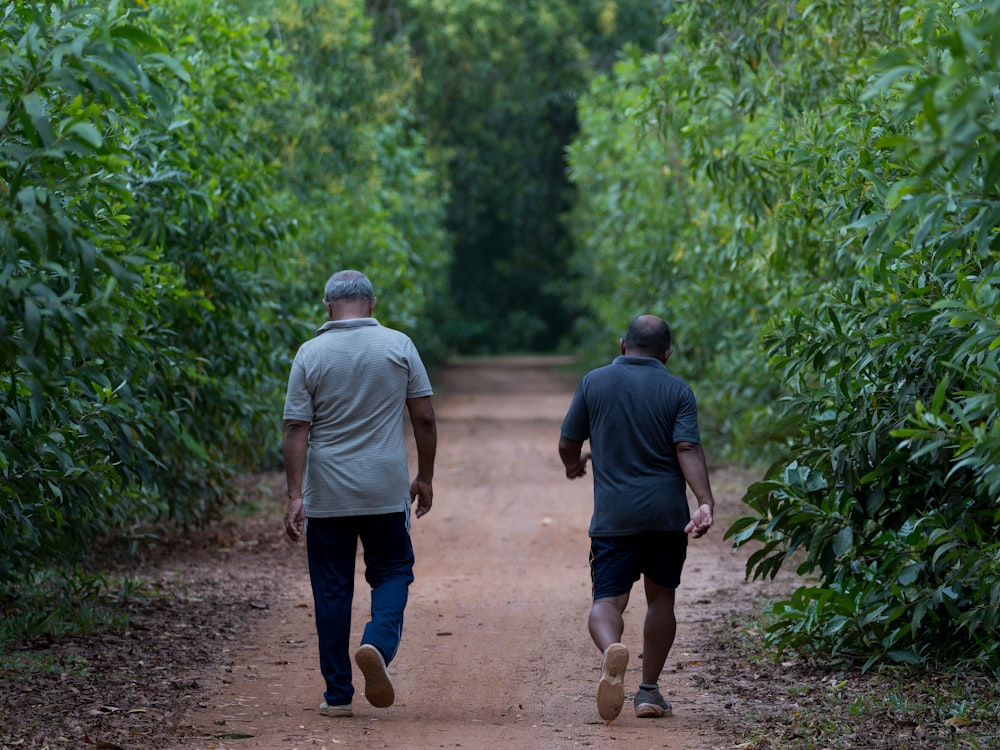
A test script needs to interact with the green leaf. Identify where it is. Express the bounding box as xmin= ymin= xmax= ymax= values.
xmin=832 ymin=526 xmax=853 ymax=557
xmin=21 ymin=91 xmax=53 ymax=147
xmin=65 ymin=122 xmax=104 ymax=149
